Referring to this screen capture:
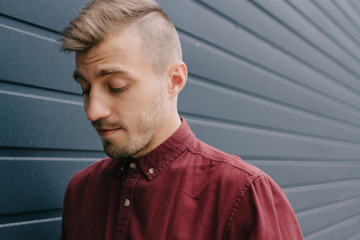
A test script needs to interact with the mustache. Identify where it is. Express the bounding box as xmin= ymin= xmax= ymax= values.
xmin=91 ymin=119 xmax=124 ymax=129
